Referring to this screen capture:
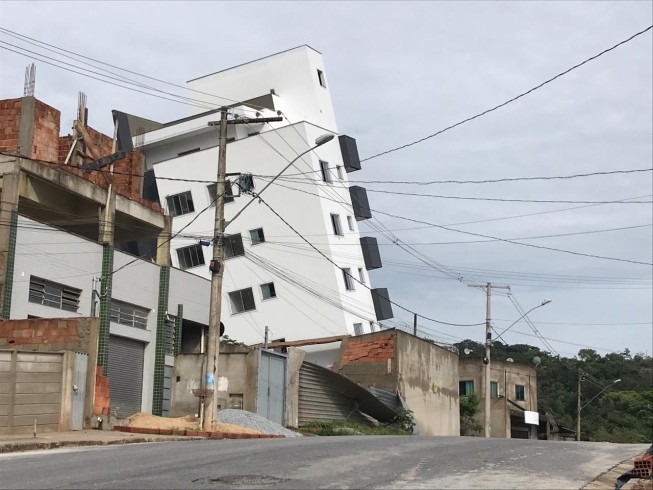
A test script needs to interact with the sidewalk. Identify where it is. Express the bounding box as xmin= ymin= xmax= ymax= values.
xmin=0 ymin=430 xmax=197 ymax=454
